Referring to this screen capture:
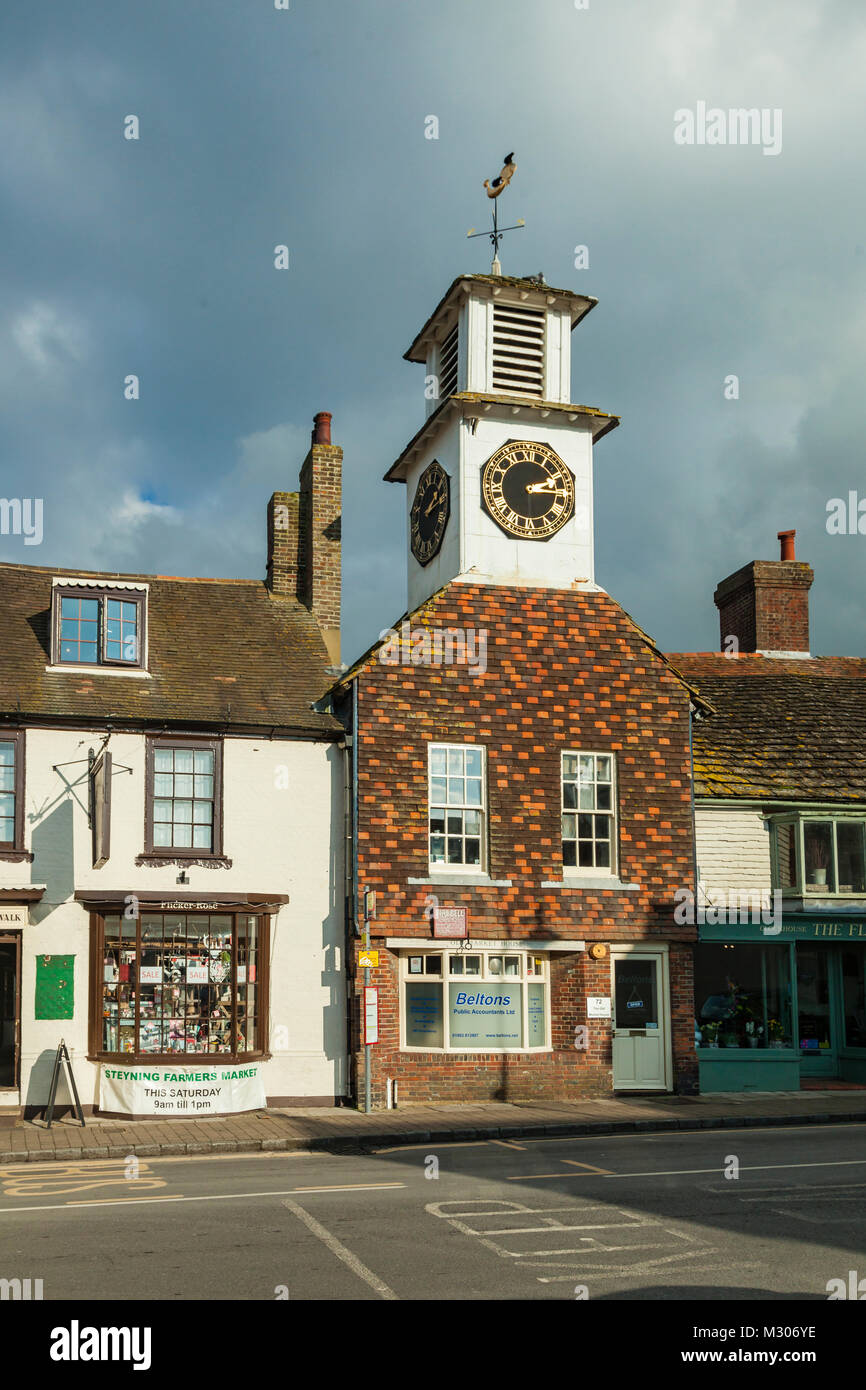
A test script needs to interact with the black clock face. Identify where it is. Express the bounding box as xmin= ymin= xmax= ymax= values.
xmin=410 ymin=461 xmax=450 ymax=566
xmin=481 ymin=440 xmax=575 ymax=540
